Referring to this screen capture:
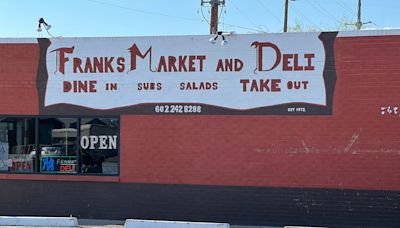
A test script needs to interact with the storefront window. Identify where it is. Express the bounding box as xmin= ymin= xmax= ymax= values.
xmin=80 ymin=118 xmax=119 ymax=174
xmin=0 ymin=116 xmax=119 ymax=175
xmin=0 ymin=118 xmax=35 ymax=173
xmin=39 ymin=118 xmax=78 ymax=174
